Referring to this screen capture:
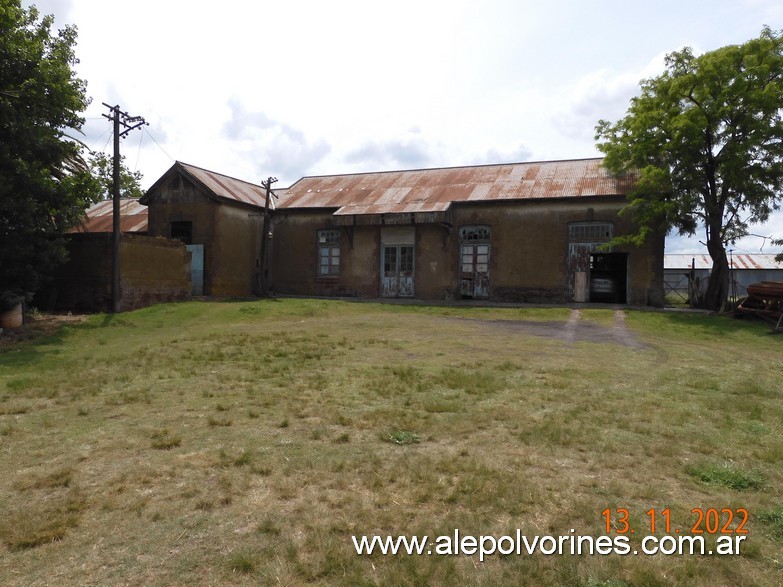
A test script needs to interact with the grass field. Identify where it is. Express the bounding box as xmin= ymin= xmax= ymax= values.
xmin=0 ymin=299 xmax=781 ymax=586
